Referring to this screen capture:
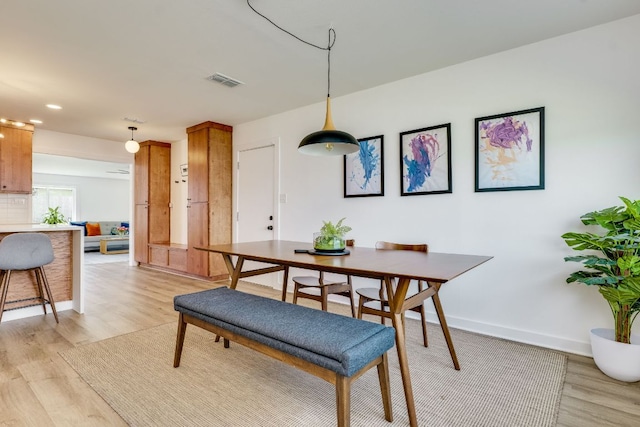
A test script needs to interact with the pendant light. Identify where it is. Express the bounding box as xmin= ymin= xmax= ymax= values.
xmin=125 ymin=126 xmax=140 ymax=154
xmin=247 ymin=0 xmax=359 ymax=156
xmin=297 ymin=29 xmax=359 ymax=156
